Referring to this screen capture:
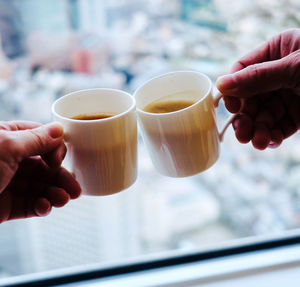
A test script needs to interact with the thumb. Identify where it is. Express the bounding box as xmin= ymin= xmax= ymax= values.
xmin=12 ymin=122 xmax=64 ymax=159
xmin=216 ymin=53 xmax=298 ymax=97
